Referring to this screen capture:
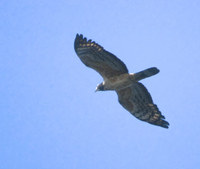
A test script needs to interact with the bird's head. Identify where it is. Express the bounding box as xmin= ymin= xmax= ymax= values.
xmin=95 ymin=83 xmax=105 ymax=92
